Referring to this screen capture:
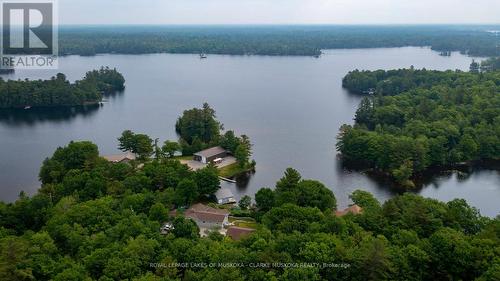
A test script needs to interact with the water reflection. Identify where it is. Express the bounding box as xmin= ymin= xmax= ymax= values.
xmin=336 ymin=157 xmax=404 ymax=195
xmin=234 ymin=170 xmax=256 ymax=190
xmin=414 ymin=162 xmax=500 ymax=191
xmin=0 ymin=105 xmax=100 ymax=126
xmin=103 ymin=89 xmax=125 ymax=100
xmin=338 ymin=157 xmax=500 ymax=197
